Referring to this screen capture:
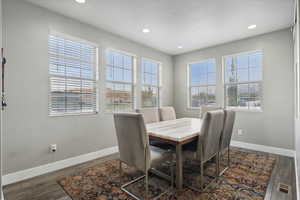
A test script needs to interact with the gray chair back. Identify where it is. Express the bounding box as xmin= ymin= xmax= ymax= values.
xmin=200 ymin=105 xmax=222 ymax=118
xmin=114 ymin=113 xmax=150 ymax=172
xmin=197 ymin=110 xmax=224 ymax=161
xmin=159 ymin=106 xmax=176 ymax=121
xmin=220 ymin=110 xmax=236 ymax=150
xmin=136 ymin=108 xmax=160 ymax=124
